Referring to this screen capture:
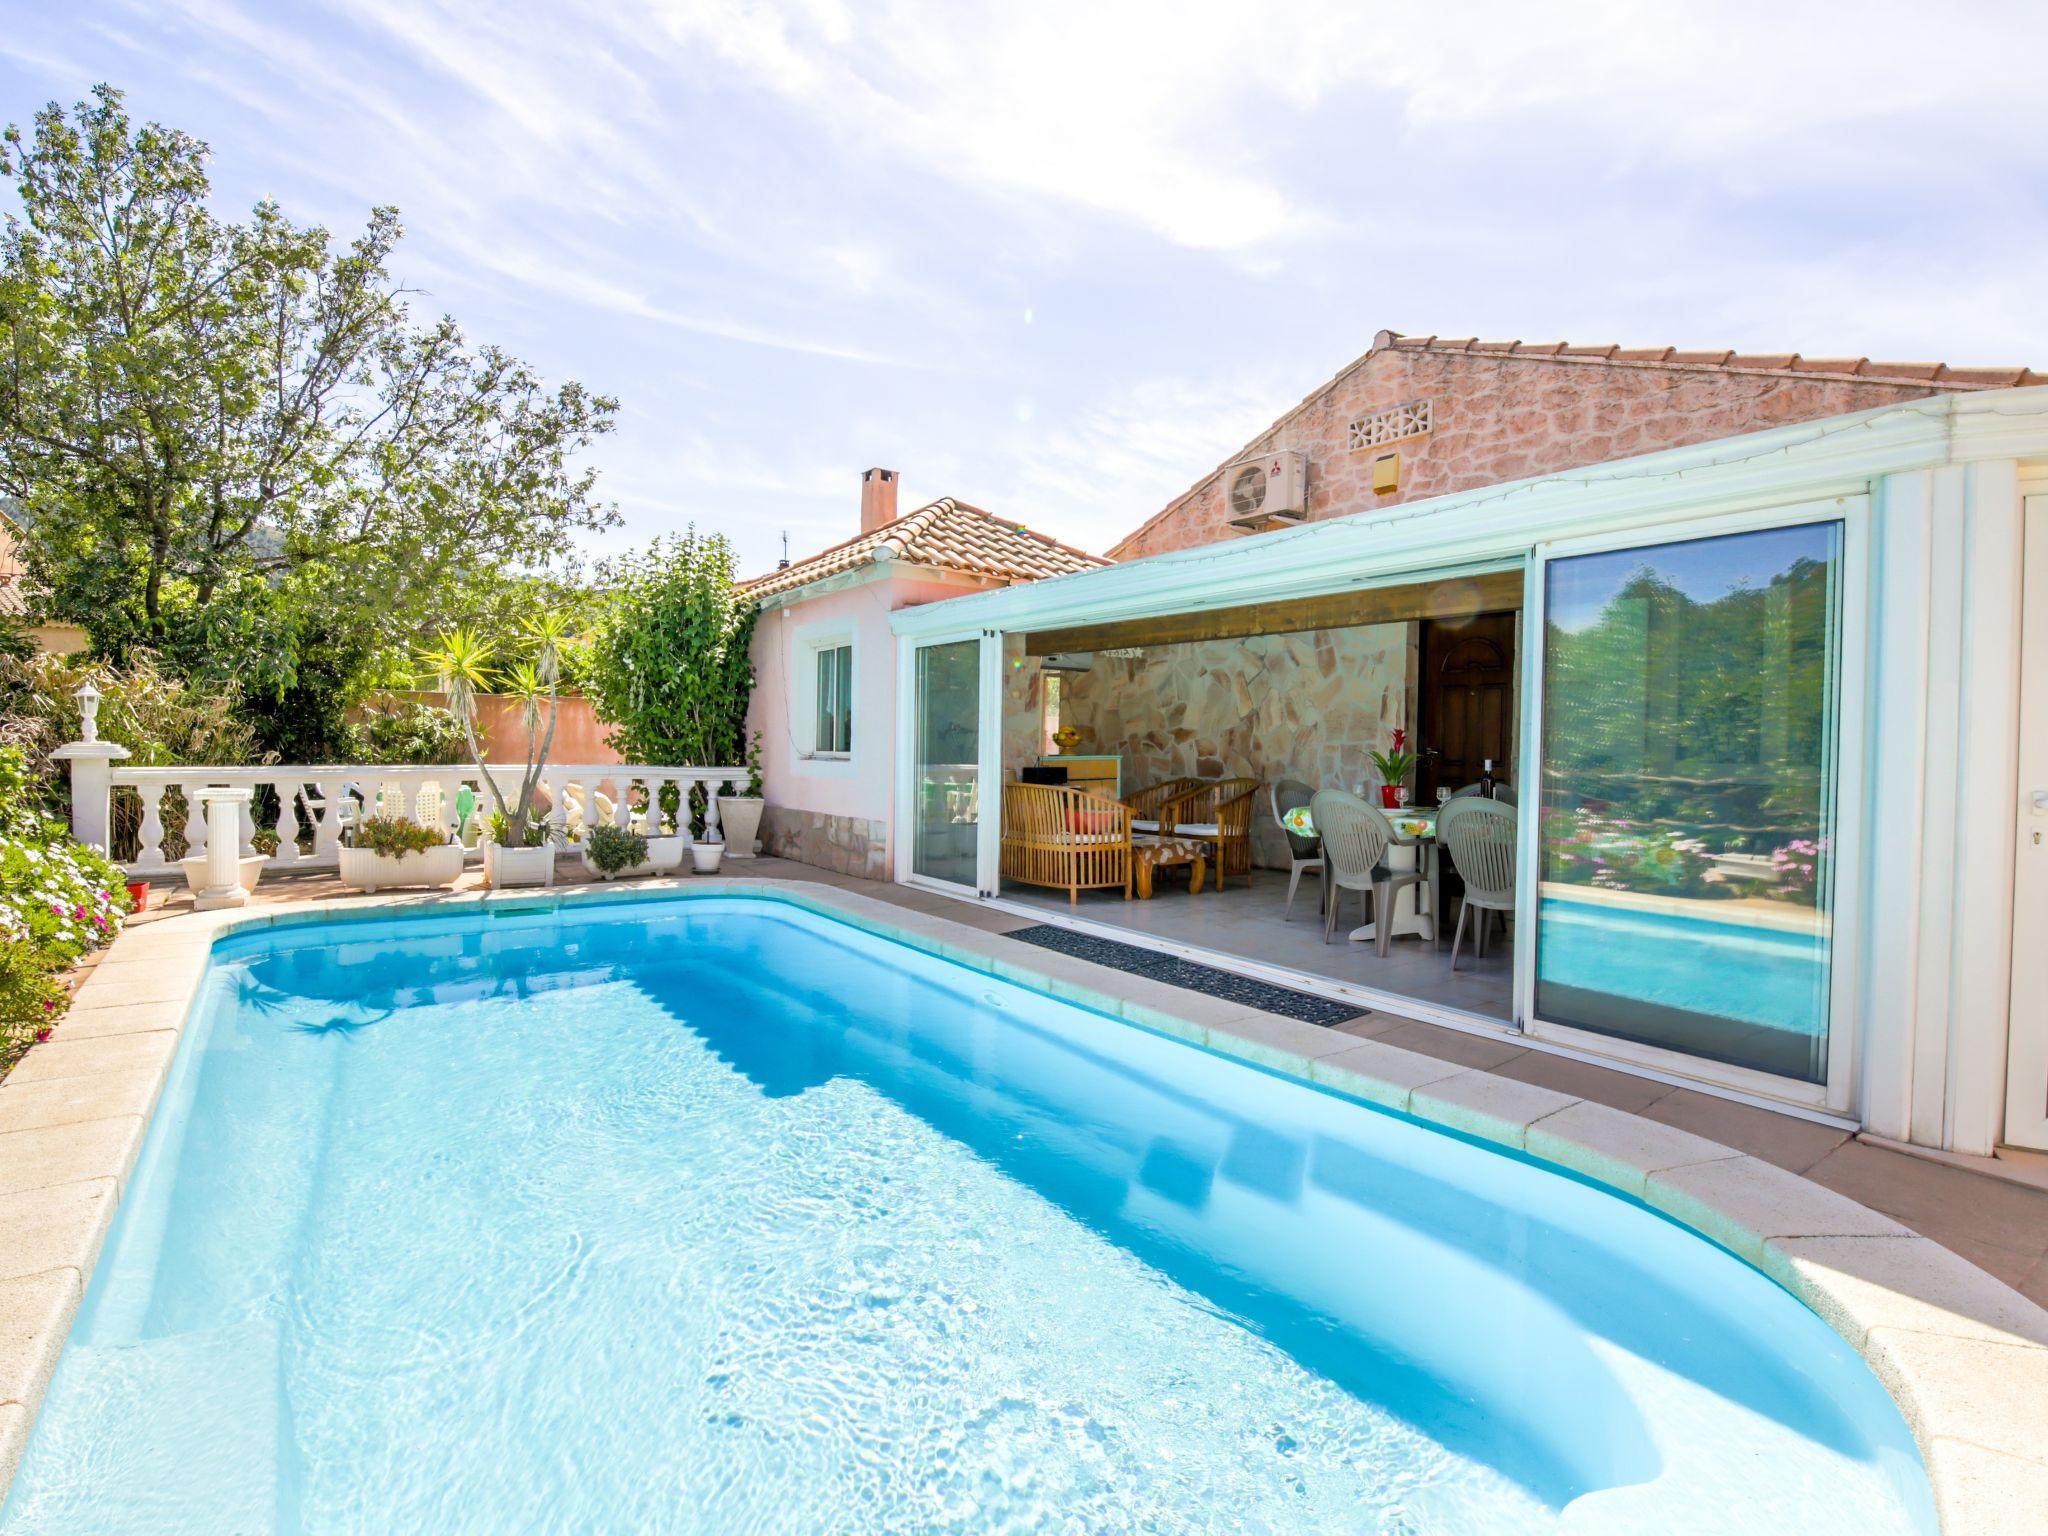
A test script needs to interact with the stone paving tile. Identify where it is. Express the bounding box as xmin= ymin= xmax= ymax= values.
xmin=1639 ymin=1086 xmax=1851 ymax=1174
xmin=1489 ymin=1049 xmax=1673 ymax=1116
xmin=0 ymin=1067 xmax=163 ymax=1135
xmin=4 ymin=1031 xmax=176 ymax=1087
xmin=0 ymin=1180 xmax=118 ymax=1284
xmin=0 ymin=1117 xmax=148 ymax=1198
xmin=1370 ymin=1019 xmax=1529 ymax=1072
xmin=1806 ymin=1140 xmax=2048 ymax=1268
